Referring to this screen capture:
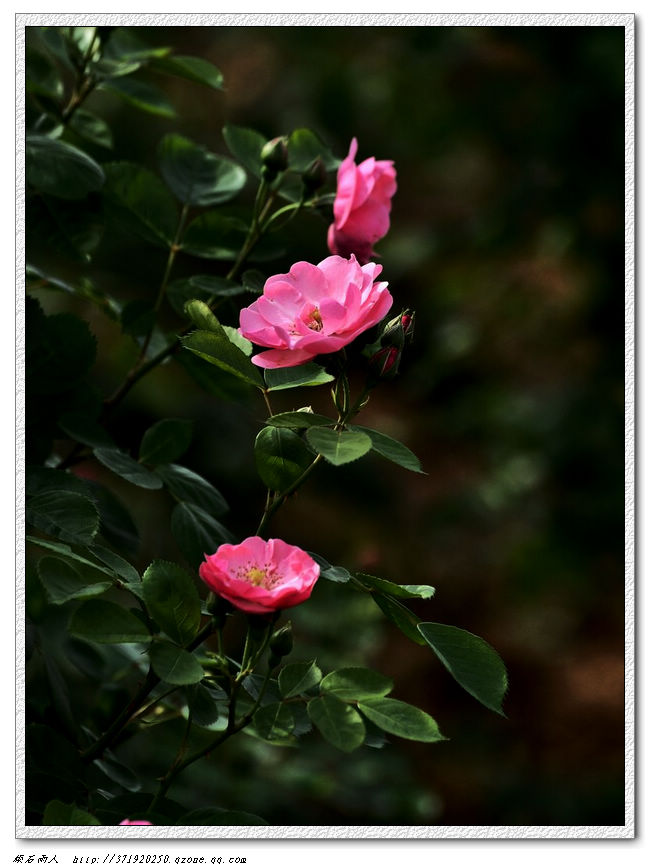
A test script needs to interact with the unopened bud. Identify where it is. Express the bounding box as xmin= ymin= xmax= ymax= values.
xmin=368 ymin=345 xmax=401 ymax=382
xmin=269 ymin=621 xmax=293 ymax=660
xmin=400 ymin=311 xmax=415 ymax=342
xmin=381 ymin=308 xmax=414 ymax=350
xmin=260 ymin=136 xmax=289 ymax=178
xmin=302 ymin=158 xmax=327 ymax=196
